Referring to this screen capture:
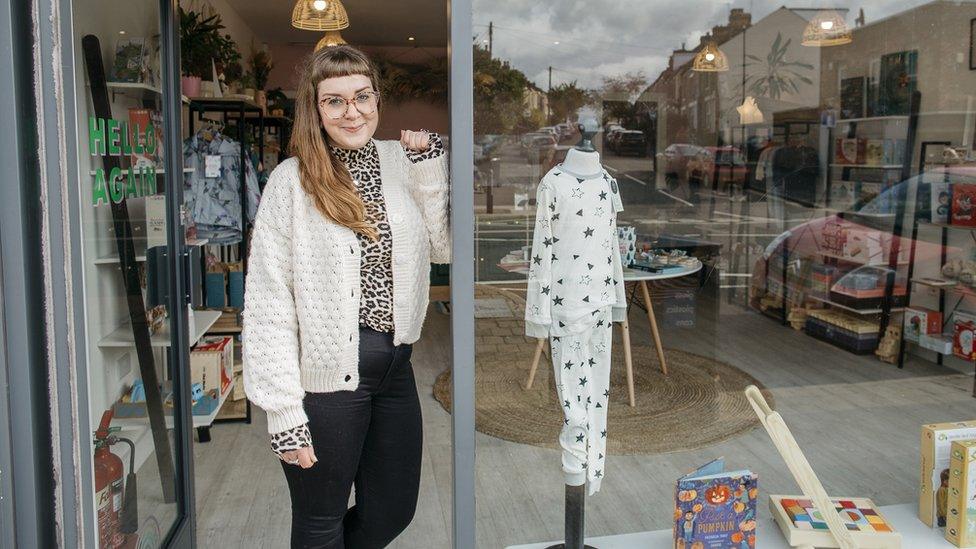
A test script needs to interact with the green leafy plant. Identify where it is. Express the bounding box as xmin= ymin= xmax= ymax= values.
xmin=248 ymin=45 xmax=274 ymax=90
xmin=373 ymin=56 xmax=448 ymax=103
xmin=744 ymin=32 xmax=813 ymax=100
xmin=179 ymin=6 xmax=240 ymax=78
